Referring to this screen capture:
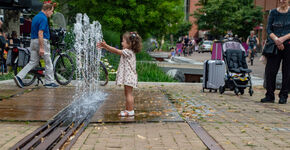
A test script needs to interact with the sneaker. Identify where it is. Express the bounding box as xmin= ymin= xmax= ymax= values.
xmin=44 ymin=83 xmax=59 ymax=88
xmin=261 ymin=97 xmax=275 ymax=103
xmin=14 ymin=76 xmax=24 ymax=88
